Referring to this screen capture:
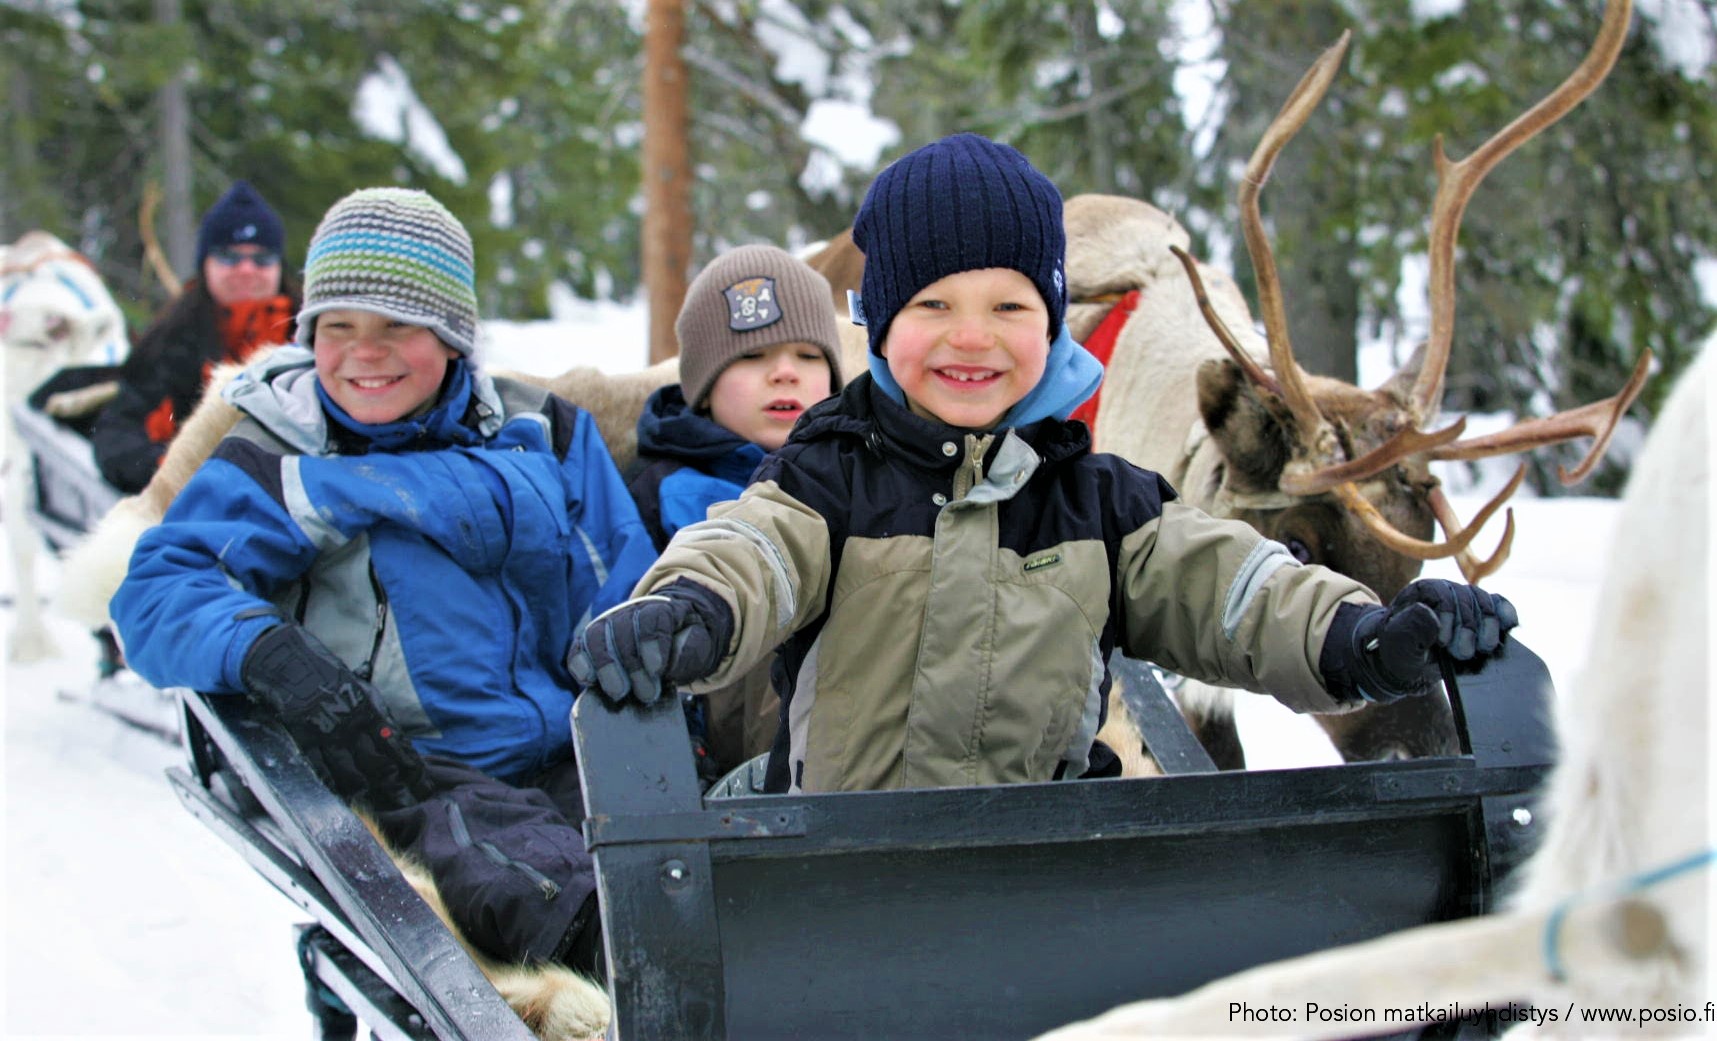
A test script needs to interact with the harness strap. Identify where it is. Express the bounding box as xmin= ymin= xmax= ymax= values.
xmin=0 ymin=243 xmax=97 ymax=279
xmin=1068 ymin=289 xmax=1141 ymax=433
xmin=1543 ymin=847 xmax=1715 ymax=981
